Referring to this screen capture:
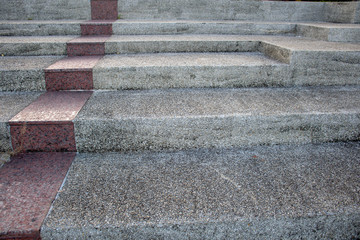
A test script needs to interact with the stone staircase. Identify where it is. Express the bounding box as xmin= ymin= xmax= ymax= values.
xmin=1 ymin=0 xmax=360 ymax=239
